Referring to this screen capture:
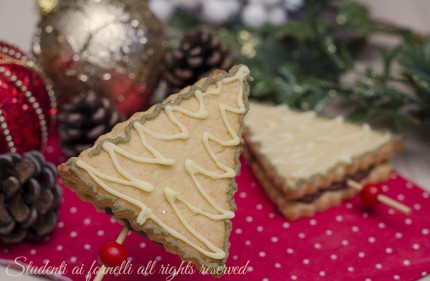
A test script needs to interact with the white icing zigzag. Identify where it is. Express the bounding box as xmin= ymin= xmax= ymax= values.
xmin=76 ymin=66 xmax=250 ymax=259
